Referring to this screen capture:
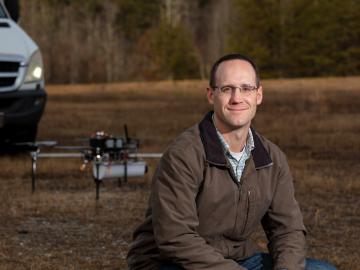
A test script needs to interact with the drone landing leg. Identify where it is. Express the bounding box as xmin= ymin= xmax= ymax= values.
xmin=96 ymin=180 xmax=100 ymax=200
xmin=124 ymin=160 xmax=128 ymax=183
xmin=30 ymin=151 xmax=38 ymax=193
xmin=94 ymin=161 xmax=101 ymax=200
